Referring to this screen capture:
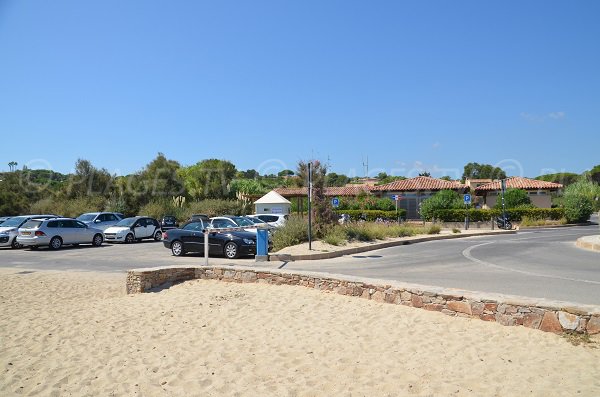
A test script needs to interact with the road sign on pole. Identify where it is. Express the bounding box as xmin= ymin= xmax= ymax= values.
xmin=392 ymin=194 xmax=401 ymax=201
xmin=331 ymin=197 xmax=340 ymax=208
xmin=463 ymin=194 xmax=471 ymax=205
